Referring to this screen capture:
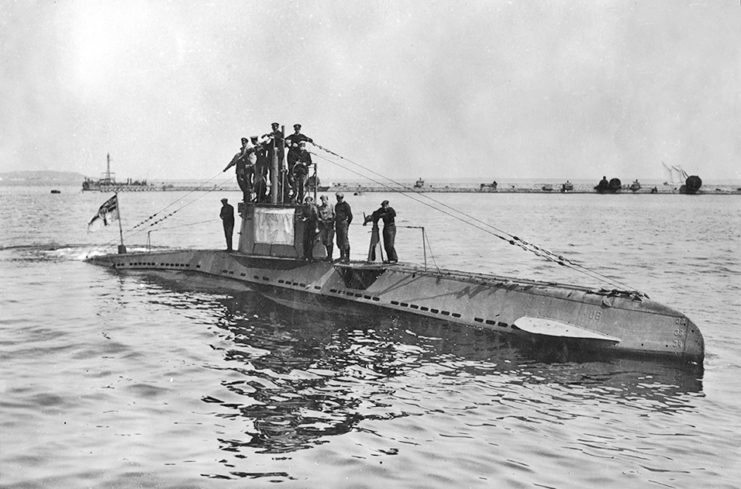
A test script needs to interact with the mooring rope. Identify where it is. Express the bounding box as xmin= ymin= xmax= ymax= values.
xmin=312 ymin=145 xmax=637 ymax=292
xmin=129 ymin=170 xmax=229 ymax=232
